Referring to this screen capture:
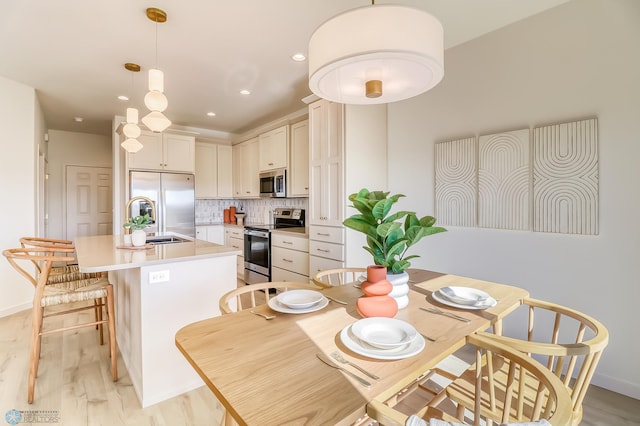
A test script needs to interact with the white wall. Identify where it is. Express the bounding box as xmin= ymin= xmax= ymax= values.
xmin=387 ymin=0 xmax=640 ymax=398
xmin=47 ymin=130 xmax=112 ymax=239
xmin=0 ymin=75 xmax=39 ymax=316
